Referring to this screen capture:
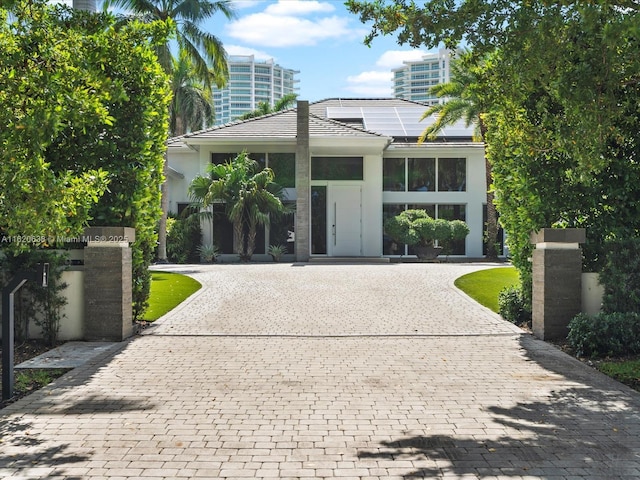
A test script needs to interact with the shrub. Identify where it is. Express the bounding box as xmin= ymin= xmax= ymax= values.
xmin=599 ymin=237 xmax=640 ymax=314
xmin=567 ymin=312 xmax=640 ymax=358
xmin=498 ymin=284 xmax=531 ymax=325
xmin=166 ymin=214 xmax=202 ymax=263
